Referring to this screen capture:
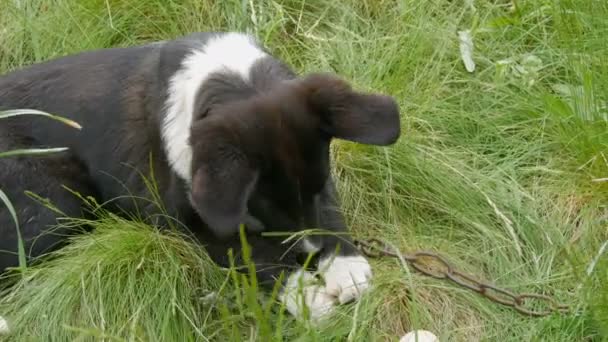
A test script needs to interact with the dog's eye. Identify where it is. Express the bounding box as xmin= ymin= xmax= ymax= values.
xmin=194 ymin=107 xmax=212 ymax=121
